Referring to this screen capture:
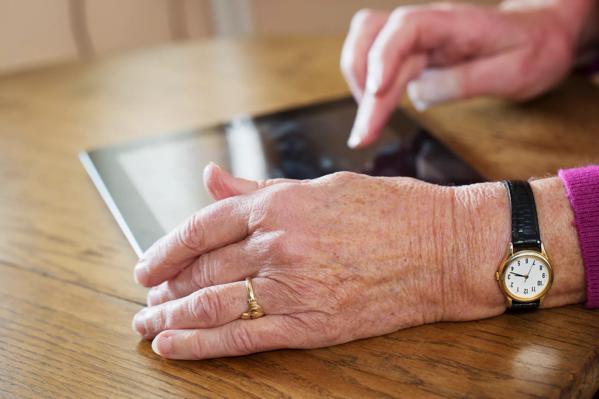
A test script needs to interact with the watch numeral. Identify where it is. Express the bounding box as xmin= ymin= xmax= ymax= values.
xmin=524 ymin=288 xmax=528 ymax=294
xmin=537 ymin=280 xmax=542 ymax=286
xmin=525 ymin=258 xmax=528 ymax=264
xmin=510 ymin=282 xmax=514 ymax=288
xmin=531 ymin=286 xmax=536 ymax=292
xmin=542 ymin=273 xmax=546 ymax=279
xmin=518 ymin=261 xmax=521 ymax=266
xmin=511 ymin=266 xmax=514 ymax=271
xmin=532 ymin=260 xmax=536 ymax=266
xmin=508 ymin=274 xmax=511 ymax=280
xmin=539 ymin=265 xmax=542 ymax=270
